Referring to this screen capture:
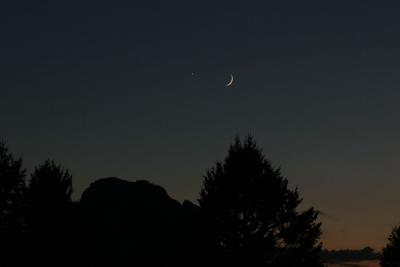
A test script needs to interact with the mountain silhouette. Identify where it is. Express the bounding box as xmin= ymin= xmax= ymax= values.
xmin=78 ymin=177 xmax=207 ymax=267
